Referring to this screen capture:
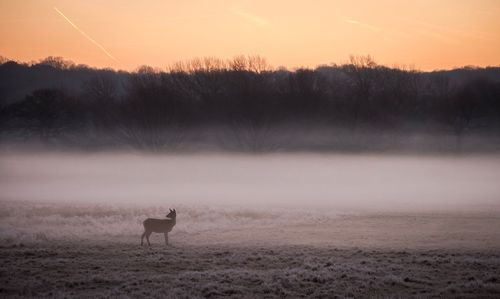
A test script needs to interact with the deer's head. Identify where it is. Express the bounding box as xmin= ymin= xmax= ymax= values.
xmin=166 ymin=208 xmax=176 ymax=219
